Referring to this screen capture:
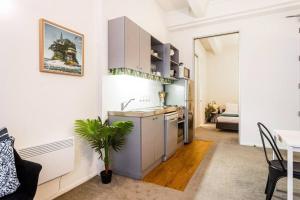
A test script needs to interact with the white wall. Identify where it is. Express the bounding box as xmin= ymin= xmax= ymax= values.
xmin=170 ymin=10 xmax=300 ymax=146
xmin=0 ymin=0 xmax=169 ymax=199
xmin=206 ymin=43 xmax=239 ymax=105
xmin=0 ymin=0 xmax=102 ymax=199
